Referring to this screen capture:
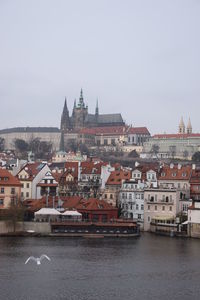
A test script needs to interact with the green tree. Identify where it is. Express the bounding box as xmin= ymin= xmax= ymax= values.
xmin=192 ymin=152 xmax=200 ymax=162
xmin=15 ymin=139 xmax=29 ymax=153
xmin=0 ymin=137 xmax=5 ymax=151
xmin=151 ymin=144 xmax=160 ymax=159
xmin=6 ymin=198 xmax=25 ymax=233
